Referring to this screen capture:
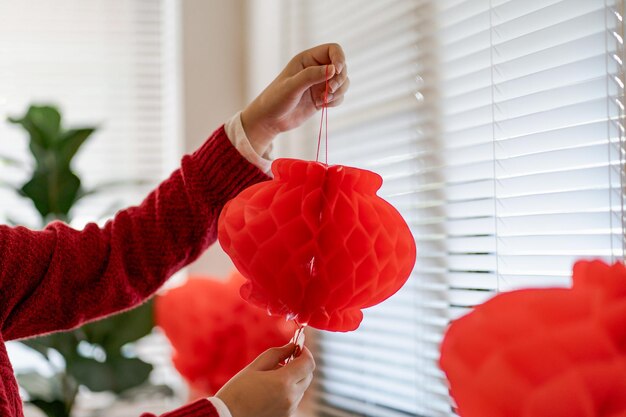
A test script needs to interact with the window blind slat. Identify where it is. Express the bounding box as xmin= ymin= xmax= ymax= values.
xmin=494 ymin=77 xmax=609 ymax=120
xmin=496 ymin=121 xmax=612 ymax=156
xmin=496 ymin=166 xmax=617 ymax=198
xmin=498 ymin=234 xmax=620 ymax=255
xmin=448 ymin=272 xmax=498 ymax=290
xmin=498 ymin=254 xmax=614 ymax=277
xmin=493 ymin=32 xmax=610 ymax=82
xmin=492 ymin=9 xmax=605 ymax=59
xmin=442 ymin=29 xmax=491 ymax=63
xmin=494 ymin=0 xmax=604 ymax=31
xmin=494 ymin=54 xmax=611 ymax=100
xmin=497 ymin=144 xmax=616 ymax=178
xmin=497 ymin=189 xmax=621 ymax=216
xmin=494 ymin=98 xmax=609 ymax=139
xmin=497 ymin=212 xmax=620 ymax=236
xmin=439 ymin=0 xmax=489 ymax=27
